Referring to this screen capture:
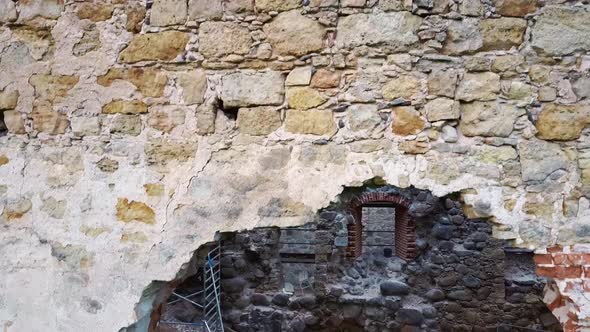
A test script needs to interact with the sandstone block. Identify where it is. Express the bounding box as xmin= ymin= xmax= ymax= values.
xmin=311 ymin=69 xmax=340 ymax=89
xmin=32 ymin=107 xmax=69 ymax=135
xmin=264 ymin=11 xmax=325 ymax=57
xmin=285 ymin=109 xmax=336 ymax=136
xmin=148 ymin=108 xmax=185 ymax=133
xmin=399 ymin=139 xmax=429 ymax=154
xmin=0 ymin=155 xmax=8 ymax=166
xmin=199 ymin=21 xmax=251 ymax=58
xmin=110 ymin=114 xmax=141 ymax=136
xmin=188 ymin=0 xmax=222 ymax=20
xmin=3 ymin=111 xmax=26 ymax=134
xmin=0 ymin=0 xmax=17 ymax=23
xmin=102 ymin=100 xmax=148 ymax=115
xmin=493 ymin=0 xmax=537 ymax=17
xmin=480 ymin=18 xmax=526 ymax=51
xmin=536 ymin=104 xmax=590 ymax=141
xmin=287 ymin=87 xmax=326 ymax=110
xmin=177 ymin=70 xmax=207 ymax=105
xmin=145 ymin=139 xmax=197 ymax=166
xmin=126 ymin=4 xmax=146 ymax=33
xmin=347 ymin=104 xmax=382 ymax=132
xmin=220 ymin=71 xmax=284 ymax=108
xmin=255 ymin=0 xmax=300 ymax=12
xmin=456 ymin=72 xmax=500 ymax=102
xmin=30 ymin=74 xmax=79 ymax=103
xmin=237 ymin=107 xmax=282 ymax=136
xmin=73 ymin=29 xmax=101 ymax=56
xmin=336 ymin=12 xmax=422 ymax=50
xmin=116 ymin=198 xmax=155 ymax=224
xmin=392 ymin=106 xmax=424 ymax=136
xmin=442 ymin=18 xmax=482 ymax=55
xmin=0 ymin=90 xmax=19 ymax=110
xmin=538 ymin=87 xmax=557 ymax=102
xmin=2 ymin=198 xmax=32 ymax=221
xmin=519 ymin=138 xmax=568 ymax=182
xmin=97 ymin=158 xmax=119 ymax=173
xmin=77 ymin=2 xmax=114 ymax=22
xmin=460 ymin=101 xmax=524 ymax=137
xmin=425 ymin=98 xmax=460 ymax=122
xmin=531 ymin=7 xmax=590 ymax=56
xmin=71 ymin=117 xmax=101 ymax=137
xmin=118 ymin=31 xmax=189 ymax=63
xmin=97 ymin=68 xmax=168 ymax=98
xmin=382 ymin=75 xmax=420 ymax=100
xmin=151 ymin=0 xmax=187 ymax=26
xmin=428 ymin=69 xmax=458 ymax=98
xmin=286 ymin=67 xmax=312 ymax=86
xmin=226 ymin=0 xmax=255 ymax=14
